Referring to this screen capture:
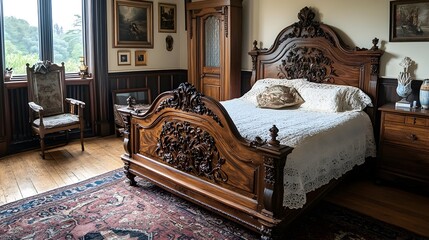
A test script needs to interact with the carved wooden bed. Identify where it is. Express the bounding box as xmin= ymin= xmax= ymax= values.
xmin=120 ymin=7 xmax=383 ymax=239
